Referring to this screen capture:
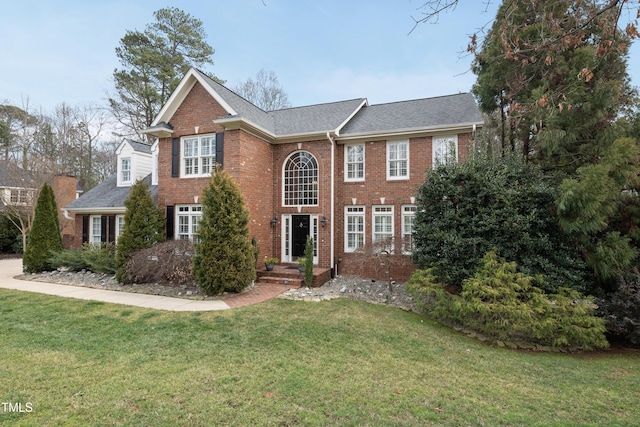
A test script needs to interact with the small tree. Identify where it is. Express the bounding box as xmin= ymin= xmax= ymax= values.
xmin=115 ymin=179 xmax=164 ymax=282
xmin=304 ymin=236 xmax=314 ymax=286
xmin=193 ymin=168 xmax=255 ymax=295
xmin=23 ymin=183 xmax=63 ymax=273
